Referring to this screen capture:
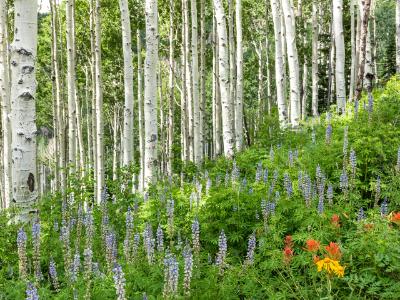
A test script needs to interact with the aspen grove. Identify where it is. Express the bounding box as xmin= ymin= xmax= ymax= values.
xmin=0 ymin=0 xmax=400 ymax=298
